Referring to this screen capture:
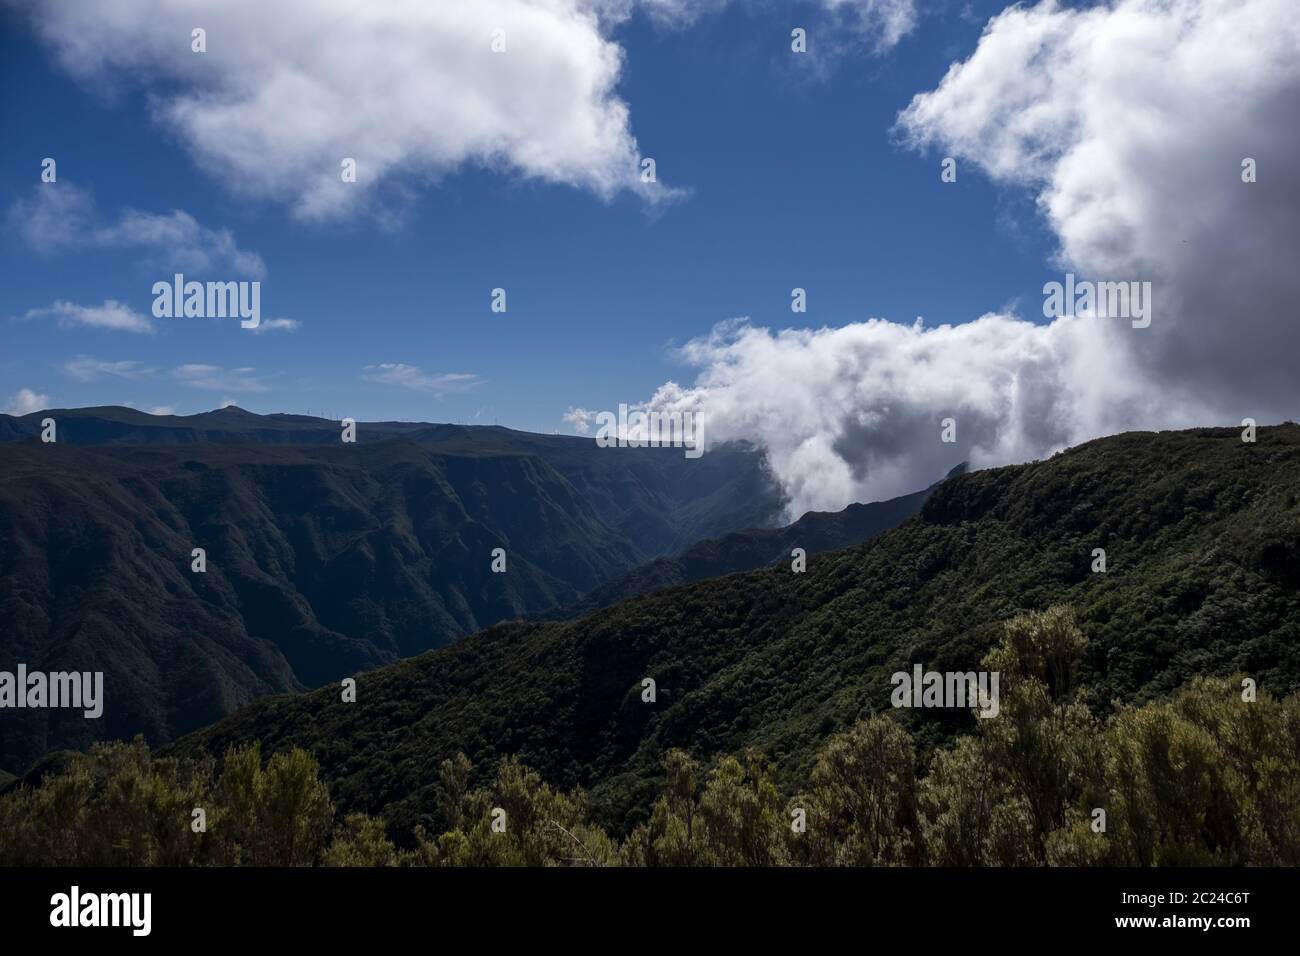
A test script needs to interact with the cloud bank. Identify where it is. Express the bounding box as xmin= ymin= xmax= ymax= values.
xmin=639 ymin=0 xmax=1300 ymax=518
